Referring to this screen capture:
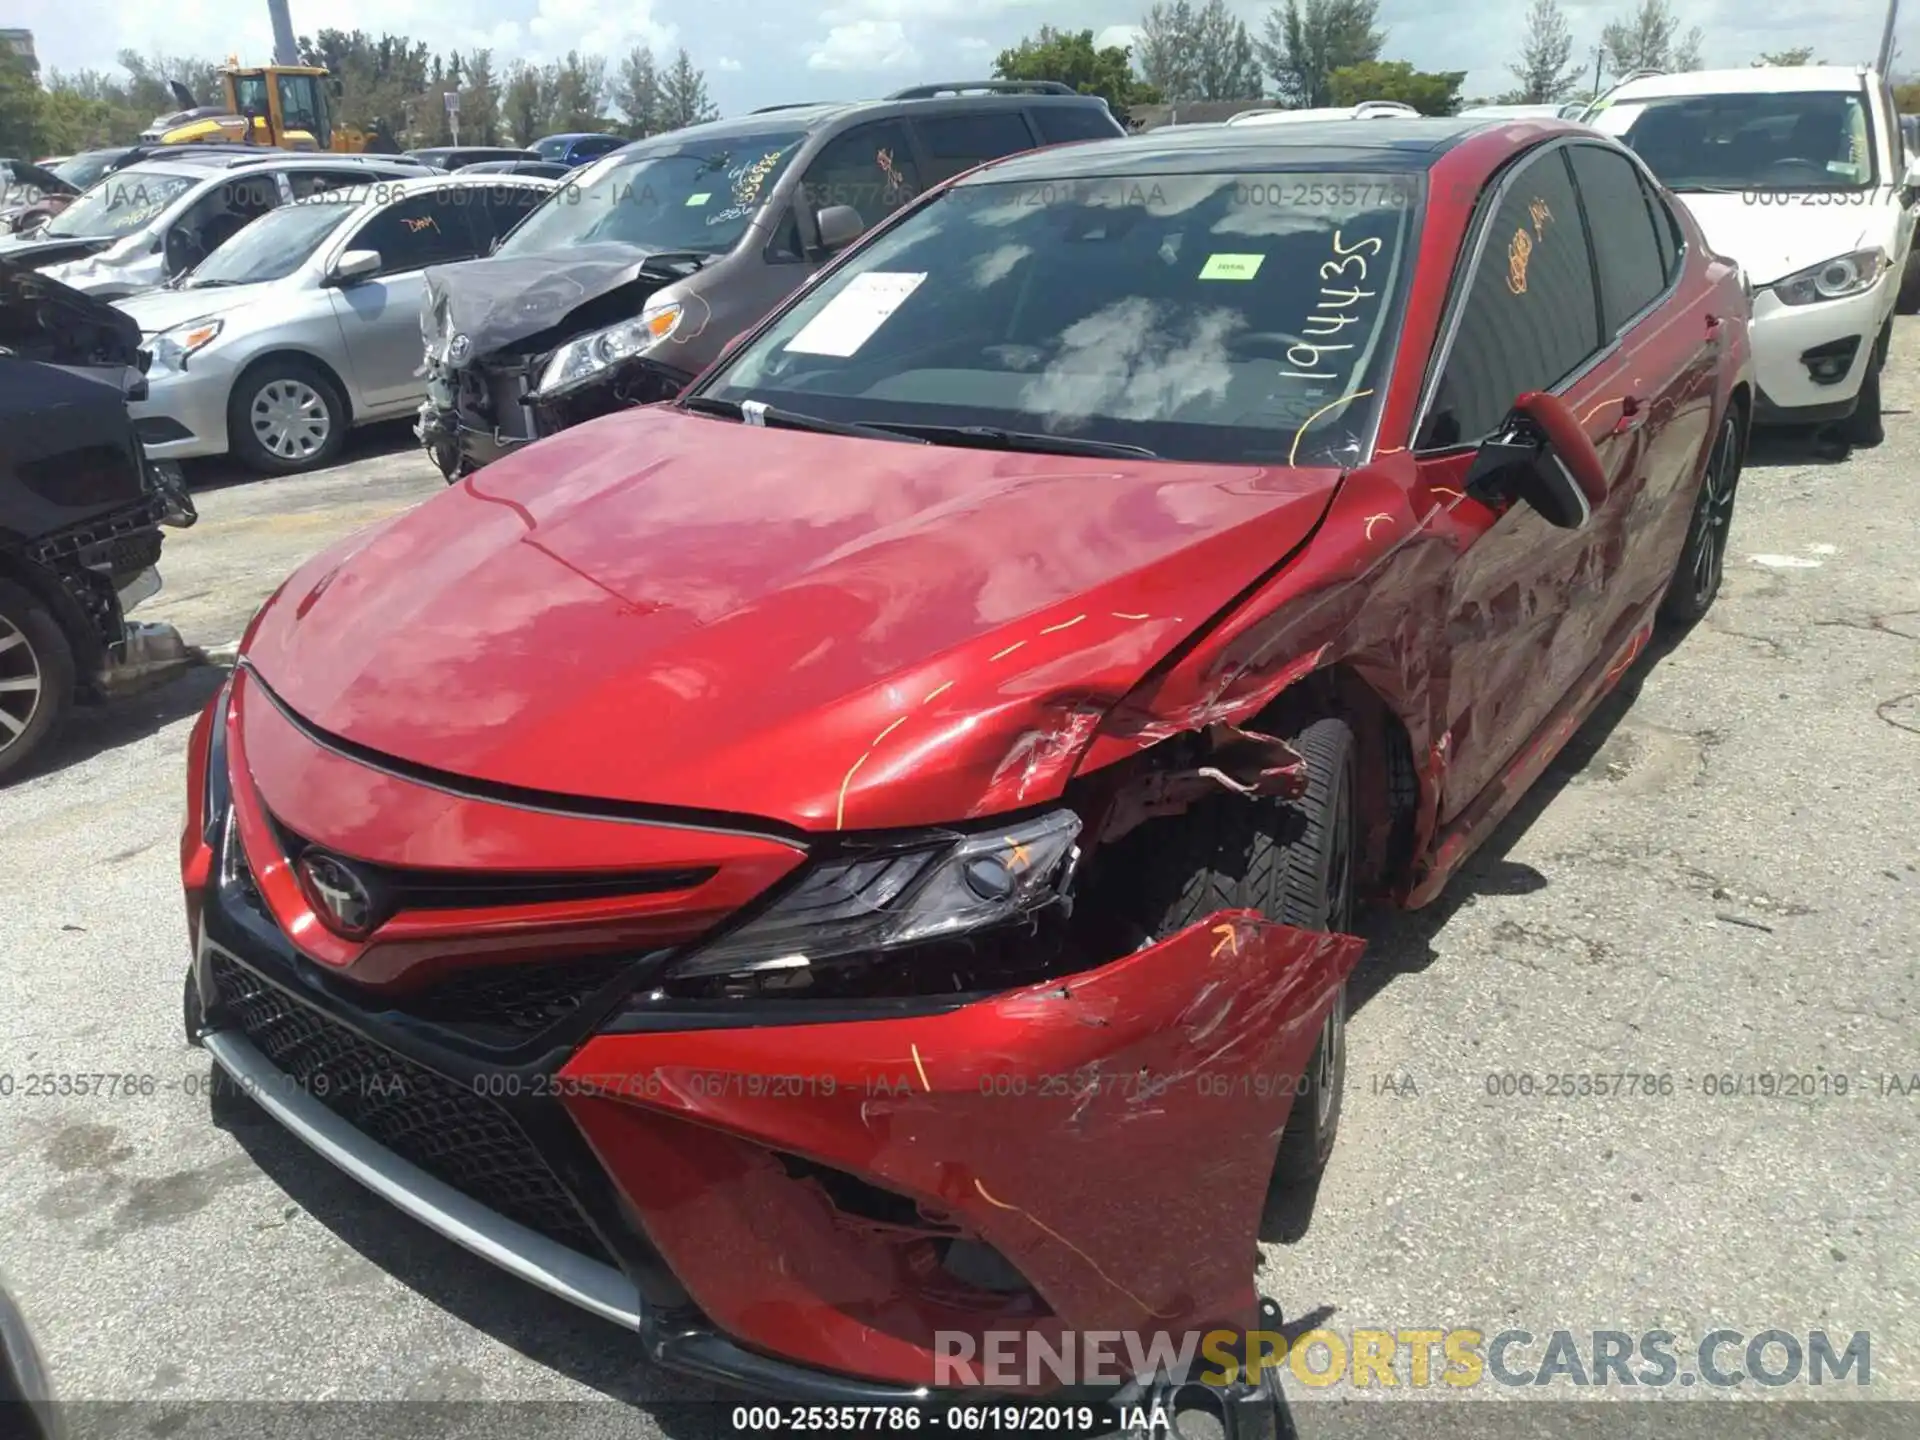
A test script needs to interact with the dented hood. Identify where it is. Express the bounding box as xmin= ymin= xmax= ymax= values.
xmin=421 ymin=241 xmax=681 ymax=362
xmin=0 ymin=251 xmax=142 ymax=367
xmin=242 ymin=405 xmax=1343 ymax=831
